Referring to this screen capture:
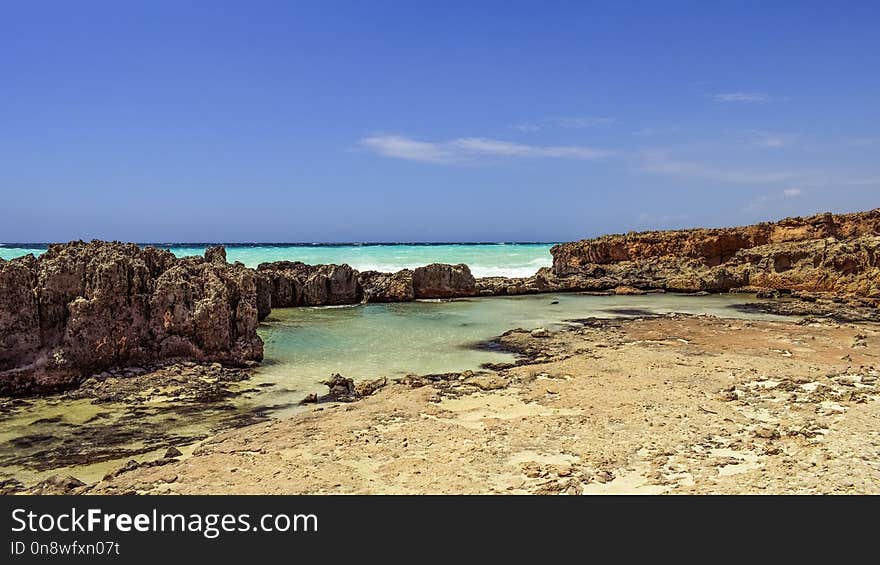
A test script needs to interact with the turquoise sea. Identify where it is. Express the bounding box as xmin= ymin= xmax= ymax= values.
xmin=0 ymin=243 xmax=555 ymax=278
